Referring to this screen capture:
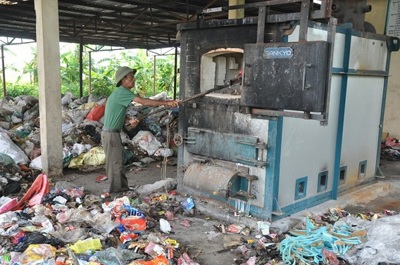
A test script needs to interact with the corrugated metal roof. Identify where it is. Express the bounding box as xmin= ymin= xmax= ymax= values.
xmin=0 ymin=0 xmax=266 ymax=49
xmin=0 ymin=0 xmax=337 ymax=49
